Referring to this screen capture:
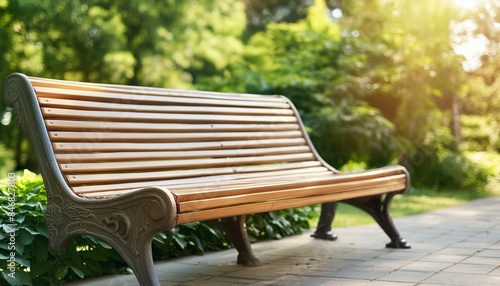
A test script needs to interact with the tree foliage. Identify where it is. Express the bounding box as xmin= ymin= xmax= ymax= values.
xmin=0 ymin=0 xmax=246 ymax=169
xmin=0 ymin=1 xmax=498 ymax=283
xmin=1 ymin=0 xmax=498 ymax=181
xmin=456 ymin=0 xmax=500 ymax=151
